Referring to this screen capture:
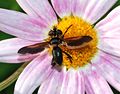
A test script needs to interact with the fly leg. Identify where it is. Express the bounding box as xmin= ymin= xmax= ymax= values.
xmin=51 ymin=58 xmax=56 ymax=68
xmin=62 ymin=51 xmax=73 ymax=63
